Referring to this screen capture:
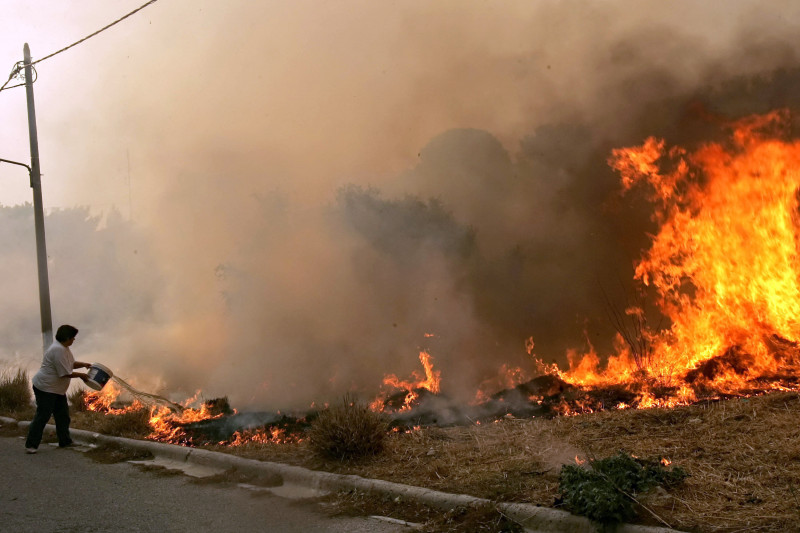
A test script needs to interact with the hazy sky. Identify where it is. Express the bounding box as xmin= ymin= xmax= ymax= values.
xmin=2 ymin=0 xmax=789 ymax=212
xmin=2 ymin=1 xmax=800 ymax=408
